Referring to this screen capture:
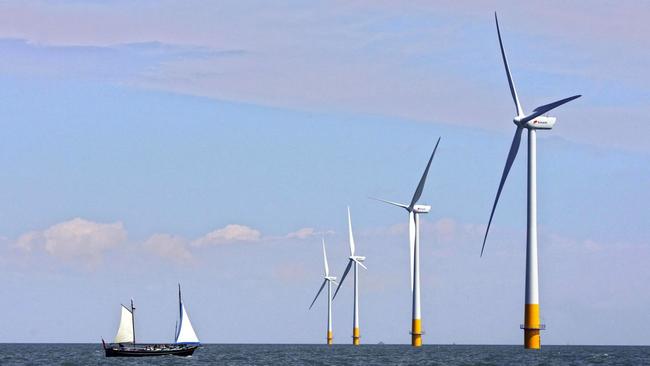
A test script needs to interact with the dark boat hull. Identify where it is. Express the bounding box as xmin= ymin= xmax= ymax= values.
xmin=104 ymin=344 xmax=198 ymax=357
